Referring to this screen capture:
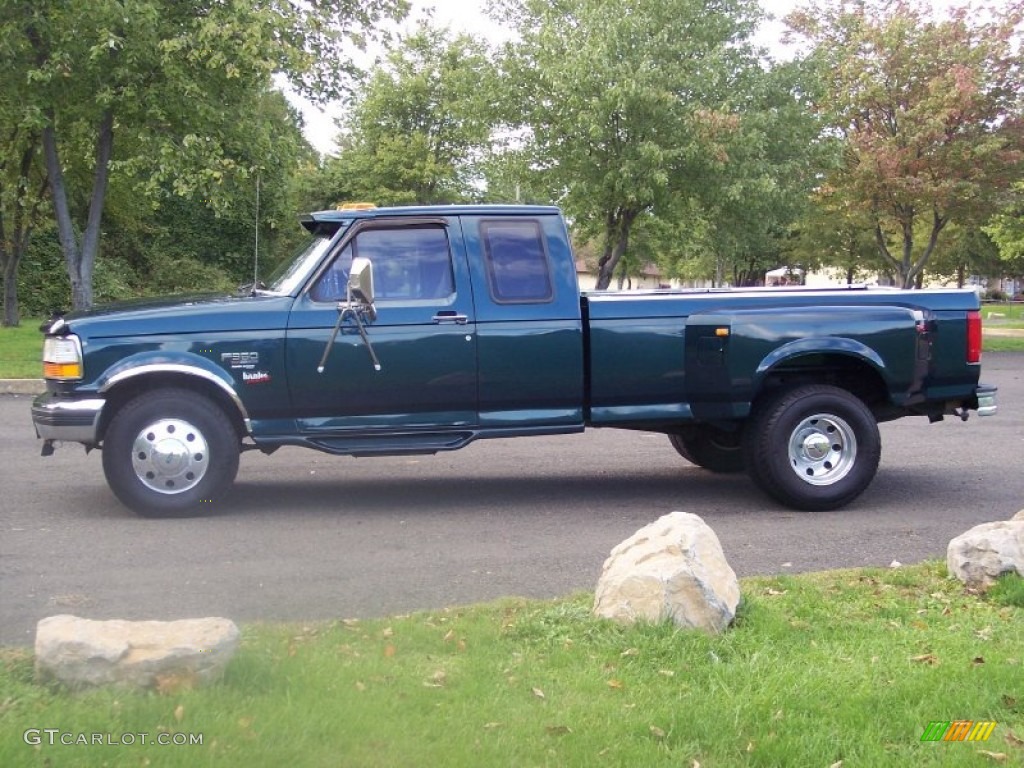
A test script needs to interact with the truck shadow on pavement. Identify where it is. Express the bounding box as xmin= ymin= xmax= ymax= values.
xmin=197 ymin=463 xmax=975 ymax=521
